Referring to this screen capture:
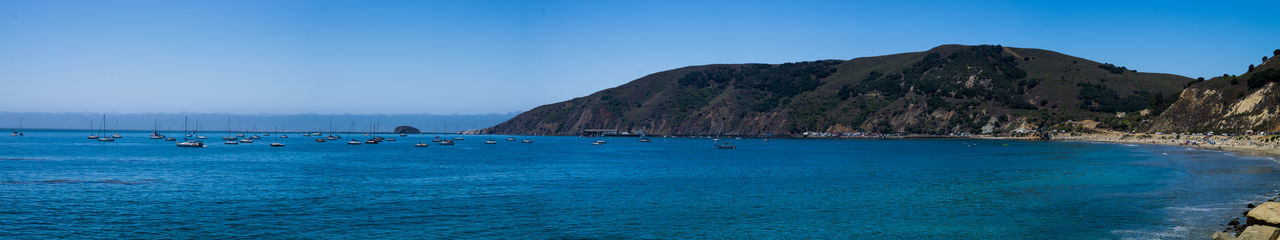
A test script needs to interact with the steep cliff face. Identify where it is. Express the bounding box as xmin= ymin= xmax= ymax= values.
xmin=1151 ymin=53 xmax=1280 ymax=133
xmin=487 ymin=45 xmax=1190 ymax=136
